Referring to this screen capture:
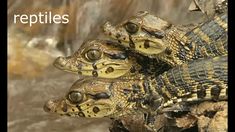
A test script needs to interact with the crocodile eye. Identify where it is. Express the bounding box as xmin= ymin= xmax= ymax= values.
xmin=86 ymin=49 xmax=102 ymax=61
xmin=125 ymin=22 xmax=139 ymax=34
xmin=68 ymin=91 xmax=83 ymax=103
